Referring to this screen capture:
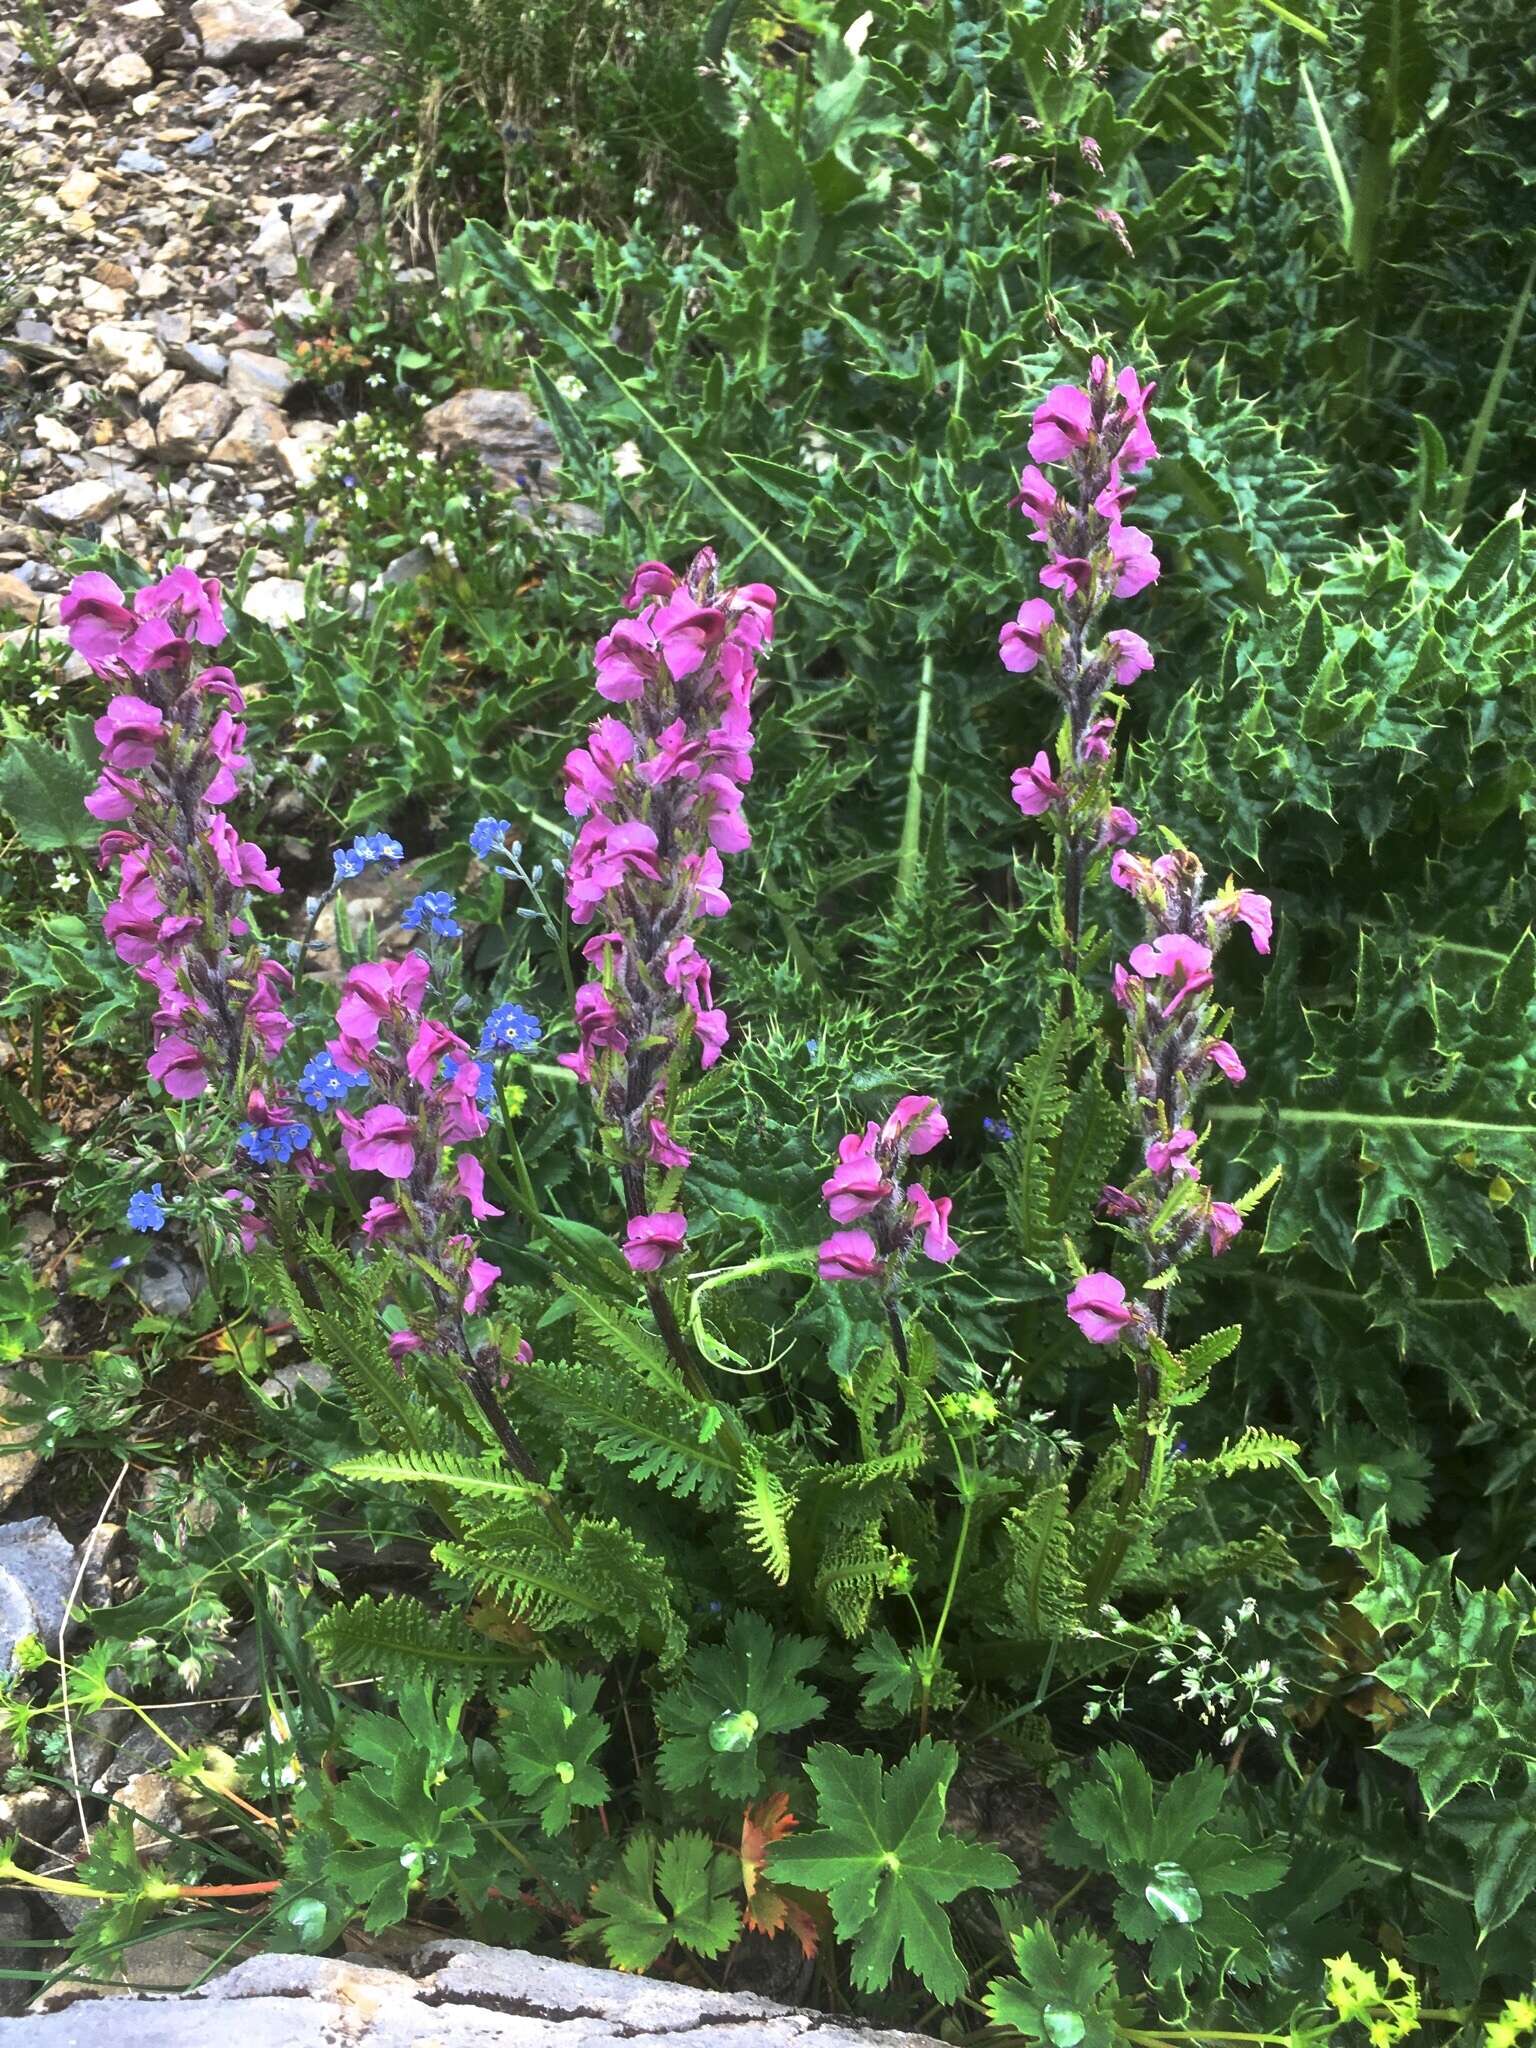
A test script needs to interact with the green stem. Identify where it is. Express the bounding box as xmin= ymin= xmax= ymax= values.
xmin=895 ymin=654 xmax=935 ymax=906
xmin=1449 ymin=252 xmax=1536 ymax=529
